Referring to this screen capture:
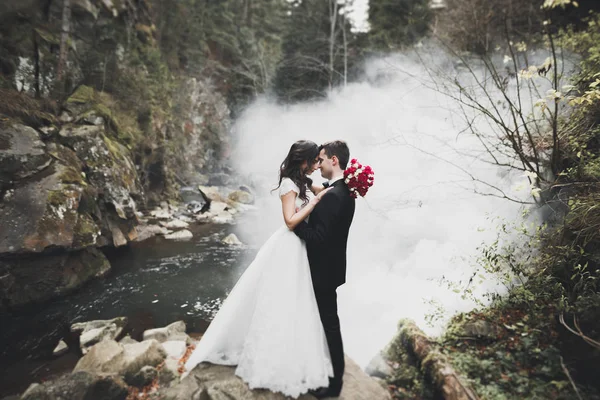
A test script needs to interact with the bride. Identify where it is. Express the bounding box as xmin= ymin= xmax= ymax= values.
xmin=184 ymin=140 xmax=333 ymax=398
